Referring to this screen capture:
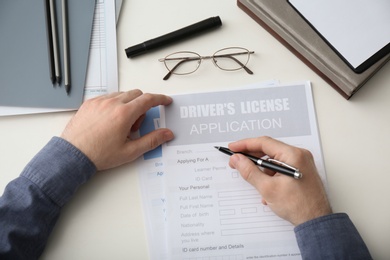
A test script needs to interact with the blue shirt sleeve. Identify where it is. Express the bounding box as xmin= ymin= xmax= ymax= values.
xmin=0 ymin=137 xmax=96 ymax=260
xmin=294 ymin=213 xmax=372 ymax=259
